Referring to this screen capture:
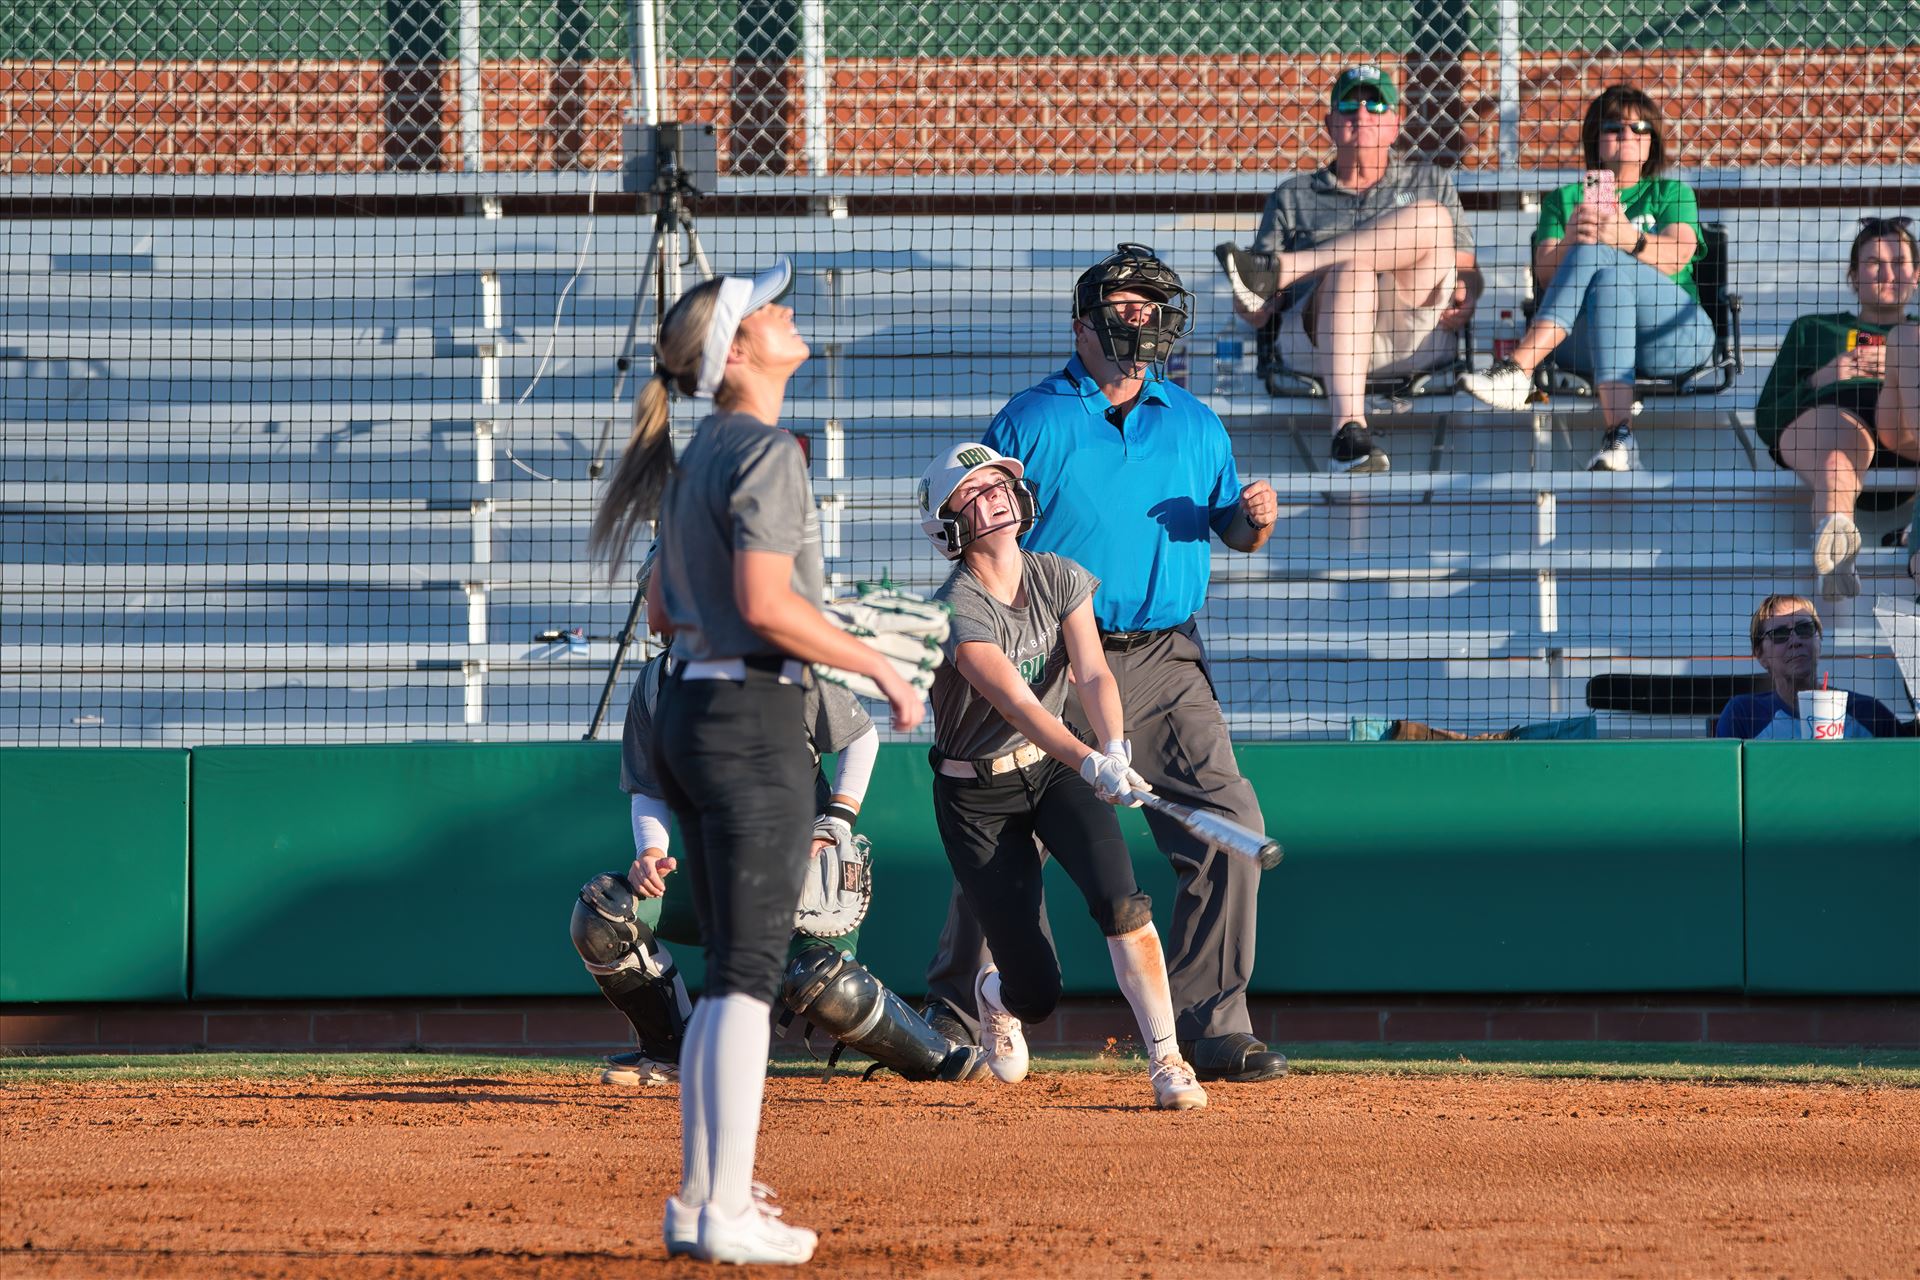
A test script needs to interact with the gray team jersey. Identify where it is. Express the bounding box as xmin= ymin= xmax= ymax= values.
xmin=620 ymin=650 xmax=872 ymax=797
xmin=1251 ymin=157 xmax=1473 ymax=310
xmin=652 ymin=412 xmax=824 ymax=663
xmin=929 ymin=550 xmax=1096 ymax=763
